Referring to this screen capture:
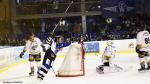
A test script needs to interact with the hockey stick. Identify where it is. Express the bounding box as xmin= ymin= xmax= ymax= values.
xmin=48 ymin=1 xmax=73 ymax=75
xmin=112 ymin=64 xmax=123 ymax=71
xmin=51 ymin=1 xmax=74 ymax=35
xmin=44 ymin=1 xmax=74 ymax=77
xmin=46 ymin=1 xmax=73 ymax=44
